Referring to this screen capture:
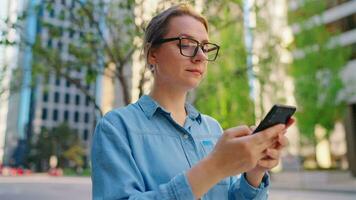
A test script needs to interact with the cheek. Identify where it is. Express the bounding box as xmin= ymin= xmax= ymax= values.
xmin=157 ymin=48 xmax=187 ymax=72
xmin=158 ymin=45 xmax=185 ymax=63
